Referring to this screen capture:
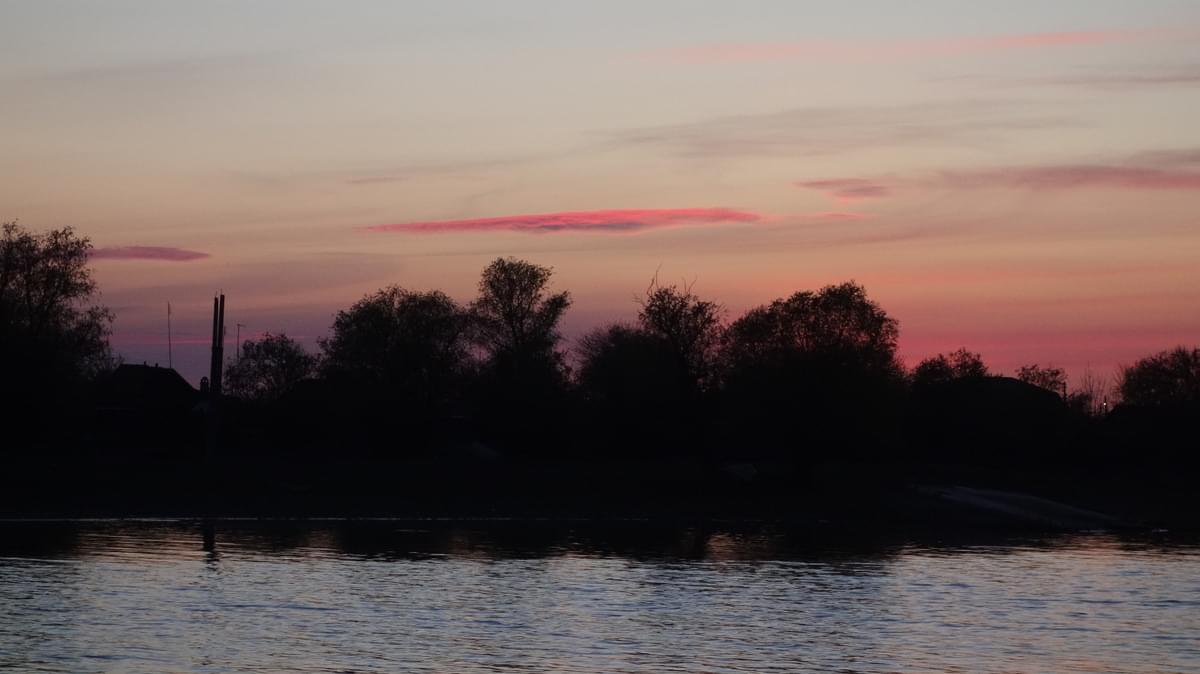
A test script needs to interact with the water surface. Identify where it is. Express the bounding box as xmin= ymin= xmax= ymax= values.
xmin=1 ymin=521 xmax=1197 ymax=673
